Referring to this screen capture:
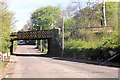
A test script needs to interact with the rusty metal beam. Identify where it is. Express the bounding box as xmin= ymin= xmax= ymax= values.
xmin=10 ymin=30 xmax=54 ymax=40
